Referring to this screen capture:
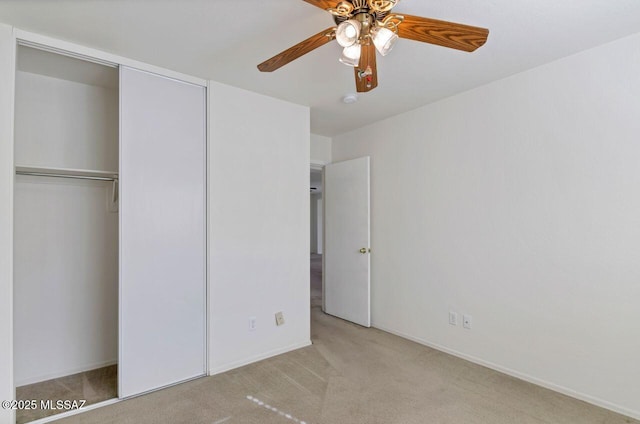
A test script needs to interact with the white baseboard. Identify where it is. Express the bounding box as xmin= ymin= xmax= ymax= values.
xmin=372 ymin=323 xmax=640 ymax=421
xmin=16 ymin=359 xmax=117 ymax=387
xmin=26 ymin=398 xmax=120 ymax=424
xmin=209 ymin=340 xmax=312 ymax=376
